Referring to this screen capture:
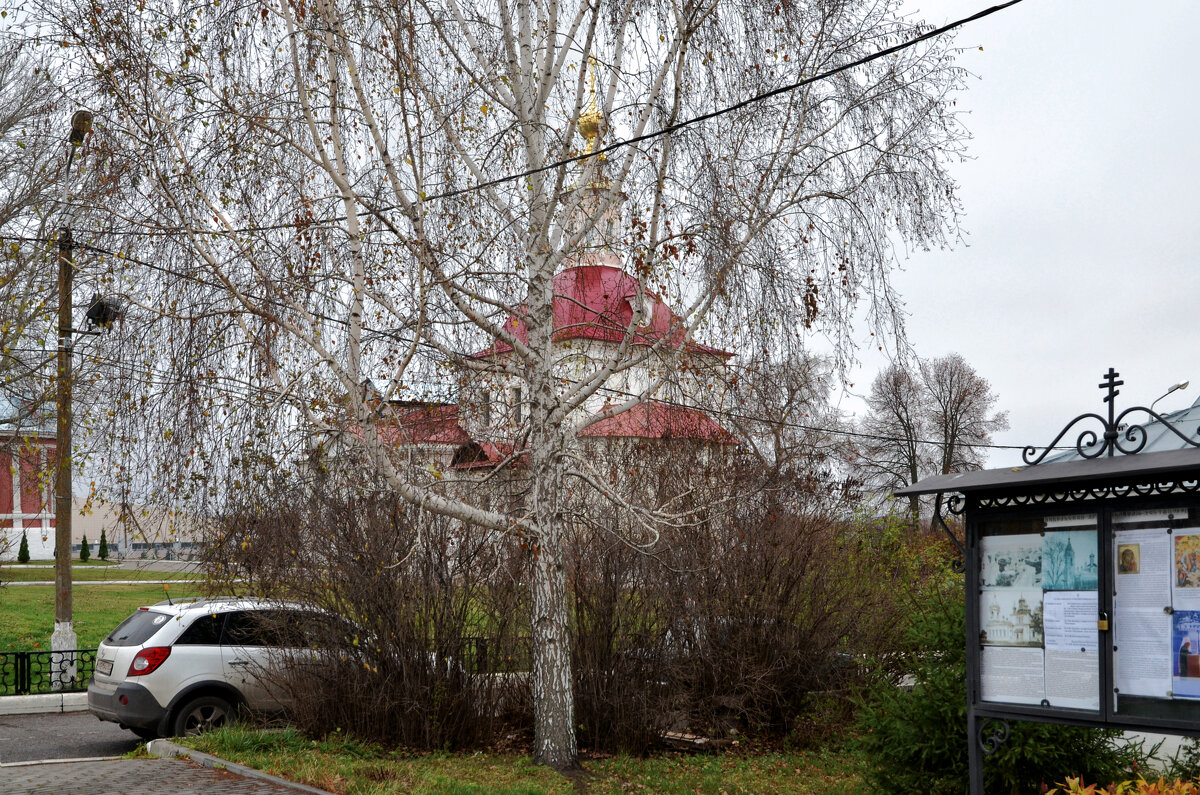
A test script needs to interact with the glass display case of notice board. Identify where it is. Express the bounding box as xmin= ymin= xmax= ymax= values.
xmin=977 ymin=511 xmax=1101 ymax=714
xmin=1111 ymin=506 xmax=1200 ymax=722
xmin=971 ymin=501 xmax=1200 ymax=729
